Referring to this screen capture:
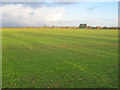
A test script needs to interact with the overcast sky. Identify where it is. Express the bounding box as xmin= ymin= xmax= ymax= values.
xmin=2 ymin=2 xmax=118 ymax=27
